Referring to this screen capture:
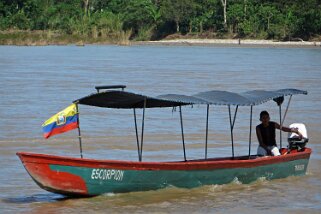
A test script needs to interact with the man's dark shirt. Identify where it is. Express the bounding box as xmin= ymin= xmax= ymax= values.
xmin=257 ymin=121 xmax=276 ymax=147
